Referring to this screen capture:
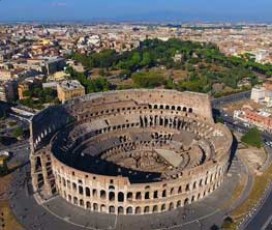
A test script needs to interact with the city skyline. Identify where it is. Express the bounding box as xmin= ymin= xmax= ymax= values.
xmin=0 ymin=0 xmax=272 ymax=23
